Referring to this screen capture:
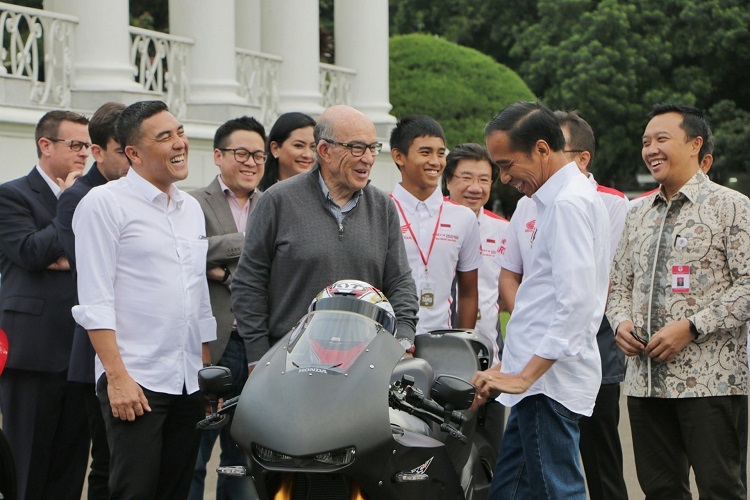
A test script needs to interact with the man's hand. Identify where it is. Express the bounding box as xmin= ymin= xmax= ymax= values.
xmin=56 ymin=170 xmax=82 ymax=192
xmin=646 ymin=319 xmax=695 ymax=363
xmin=614 ymin=319 xmax=645 ymax=356
xmin=46 ymin=256 xmax=70 ymax=271
xmin=206 ymin=266 xmax=225 ymax=281
xmin=106 ymin=372 xmax=151 ymax=421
